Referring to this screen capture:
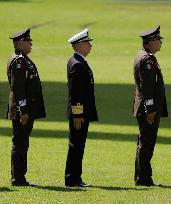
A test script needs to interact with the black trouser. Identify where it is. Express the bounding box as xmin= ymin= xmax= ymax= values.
xmin=65 ymin=119 xmax=89 ymax=184
xmin=134 ymin=114 xmax=160 ymax=184
xmin=11 ymin=118 xmax=34 ymax=183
